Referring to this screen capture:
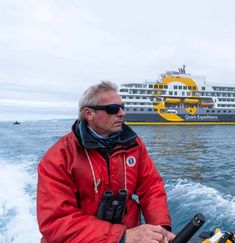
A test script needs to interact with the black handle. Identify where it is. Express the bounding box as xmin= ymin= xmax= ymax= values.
xmin=171 ymin=213 xmax=205 ymax=243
